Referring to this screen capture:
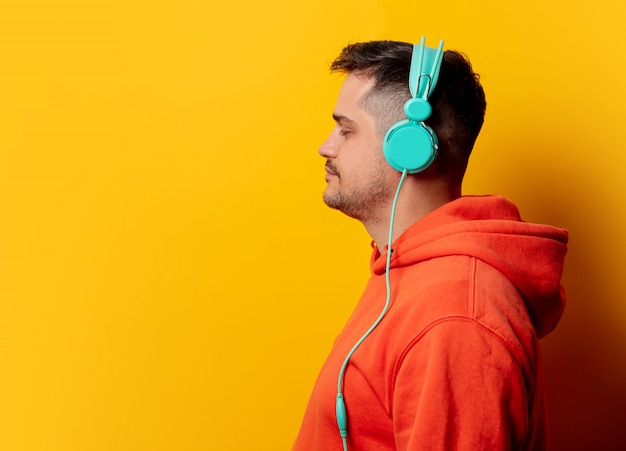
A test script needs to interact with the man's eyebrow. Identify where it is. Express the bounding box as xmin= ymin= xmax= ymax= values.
xmin=332 ymin=114 xmax=356 ymax=125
